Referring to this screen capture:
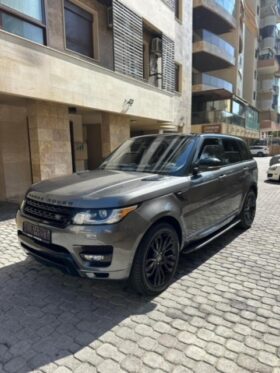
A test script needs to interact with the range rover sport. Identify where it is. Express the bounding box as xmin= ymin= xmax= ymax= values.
xmin=17 ymin=134 xmax=258 ymax=295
